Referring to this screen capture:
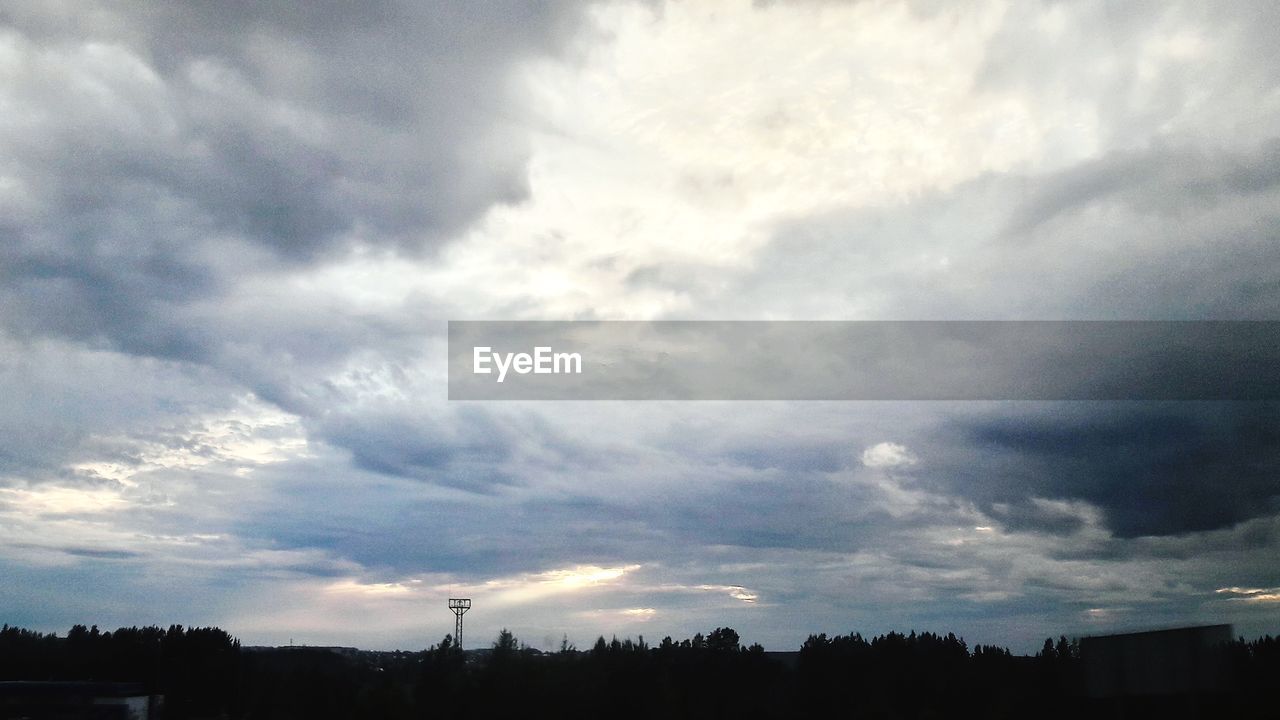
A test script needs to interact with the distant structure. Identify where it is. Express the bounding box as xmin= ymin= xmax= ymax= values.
xmin=448 ymin=598 xmax=472 ymax=649
xmin=1081 ymin=624 xmax=1232 ymax=698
